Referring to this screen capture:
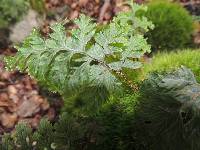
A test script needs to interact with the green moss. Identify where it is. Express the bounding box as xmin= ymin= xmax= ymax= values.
xmin=141 ymin=49 xmax=200 ymax=82
xmin=93 ymin=92 xmax=140 ymax=150
xmin=144 ymin=1 xmax=194 ymax=51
